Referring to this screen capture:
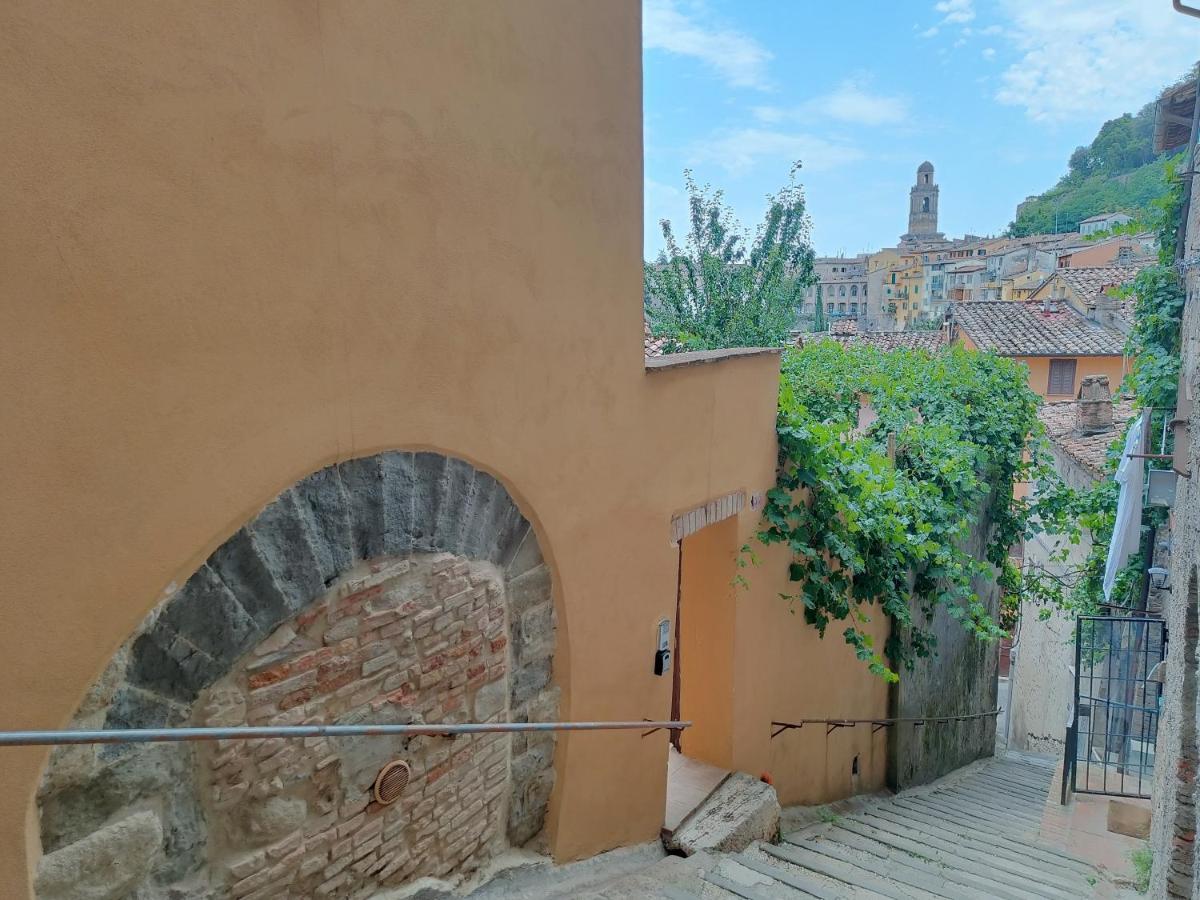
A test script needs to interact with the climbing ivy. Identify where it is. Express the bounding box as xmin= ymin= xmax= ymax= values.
xmin=757 ymin=342 xmax=1044 ymax=680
